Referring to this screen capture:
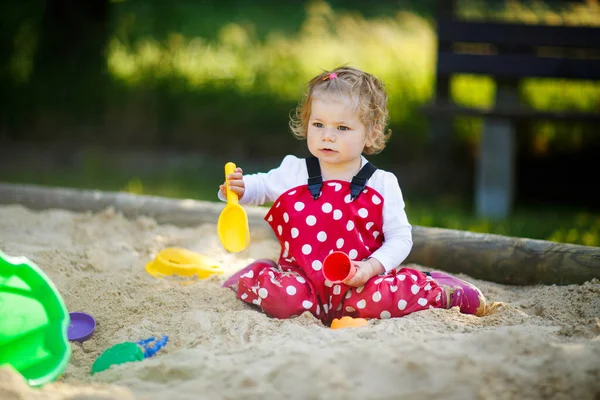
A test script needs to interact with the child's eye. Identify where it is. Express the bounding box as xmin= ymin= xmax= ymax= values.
xmin=313 ymin=122 xmax=323 ymax=128
xmin=337 ymin=126 xmax=350 ymax=131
